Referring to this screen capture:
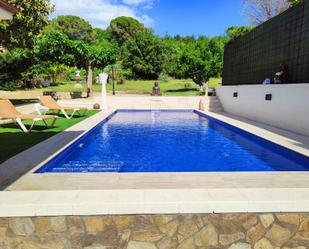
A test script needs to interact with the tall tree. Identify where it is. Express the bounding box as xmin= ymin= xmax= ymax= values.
xmin=161 ymin=36 xmax=187 ymax=79
xmin=72 ymin=41 xmax=116 ymax=97
xmin=175 ymin=37 xmax=227 ymax=87
xmin=33 ymin=32 xmax=76 ymax=66
xmin=44 ymin=15 xmax=96 ymax=43
xmin=180 ymin=40 xmax=212 ymax=86
xmin=207 ymin=36 xmax=228 ymax=78
xmin=0 ymin=0 xmax=54 ymax=49
xmin=162 ymin=35 xmax=227 ymax=81
xmin=0 ymin=48 xmax=33 ymax=90
xmin=107 ymin=16 xmax=145 ymax=47
xmin=34 ymin=31 xmax=116 ymax=97
xmin=42 ymin=17 xmax=116 ymax=96
xmin=243 ymin=0 xmax=301 ymax=25
xmin=121 ymin=29 xmax=164 ymax=80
